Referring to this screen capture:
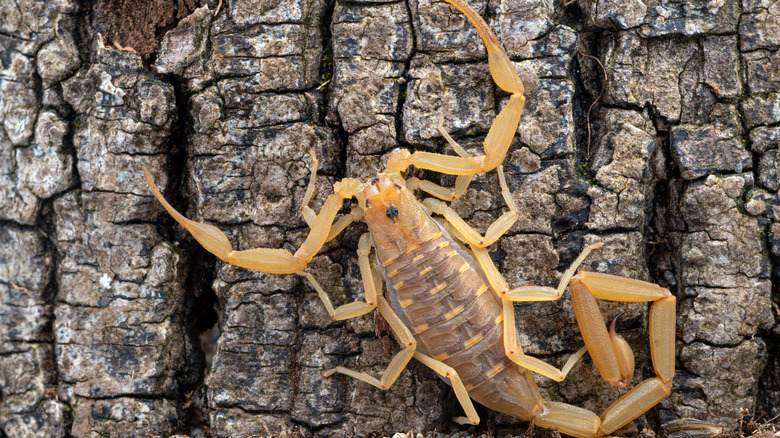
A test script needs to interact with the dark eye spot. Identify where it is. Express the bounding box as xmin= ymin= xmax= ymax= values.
xmin=386 ymin=205 xmax=399 ymax=221
xmin=394 ymin=183 xmax=403 ymax=190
